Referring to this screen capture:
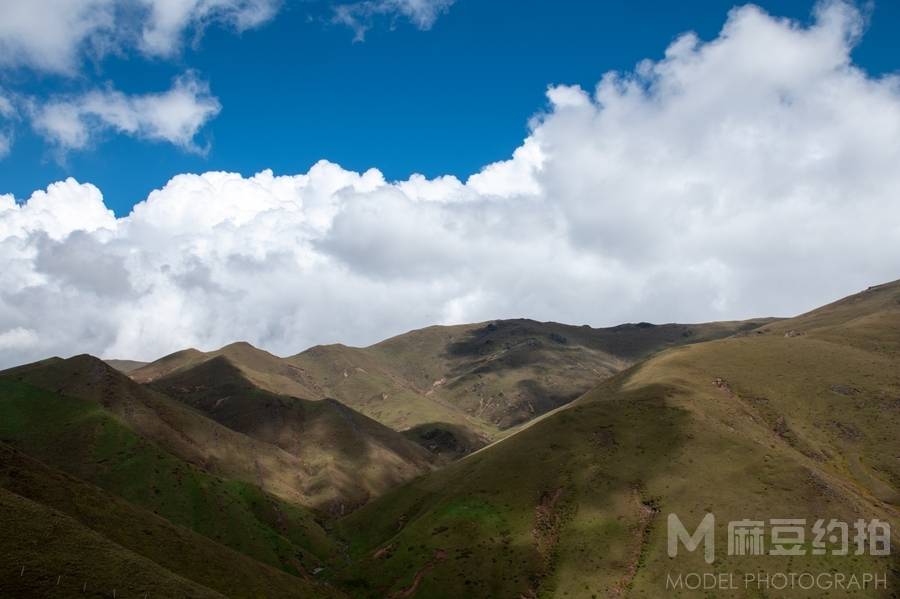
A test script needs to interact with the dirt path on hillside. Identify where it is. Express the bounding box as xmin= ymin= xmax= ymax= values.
xmin=611 ymin=489 xmax=659 ymax=598
xmin=387 ymin=549 xmax=447 ymax=598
